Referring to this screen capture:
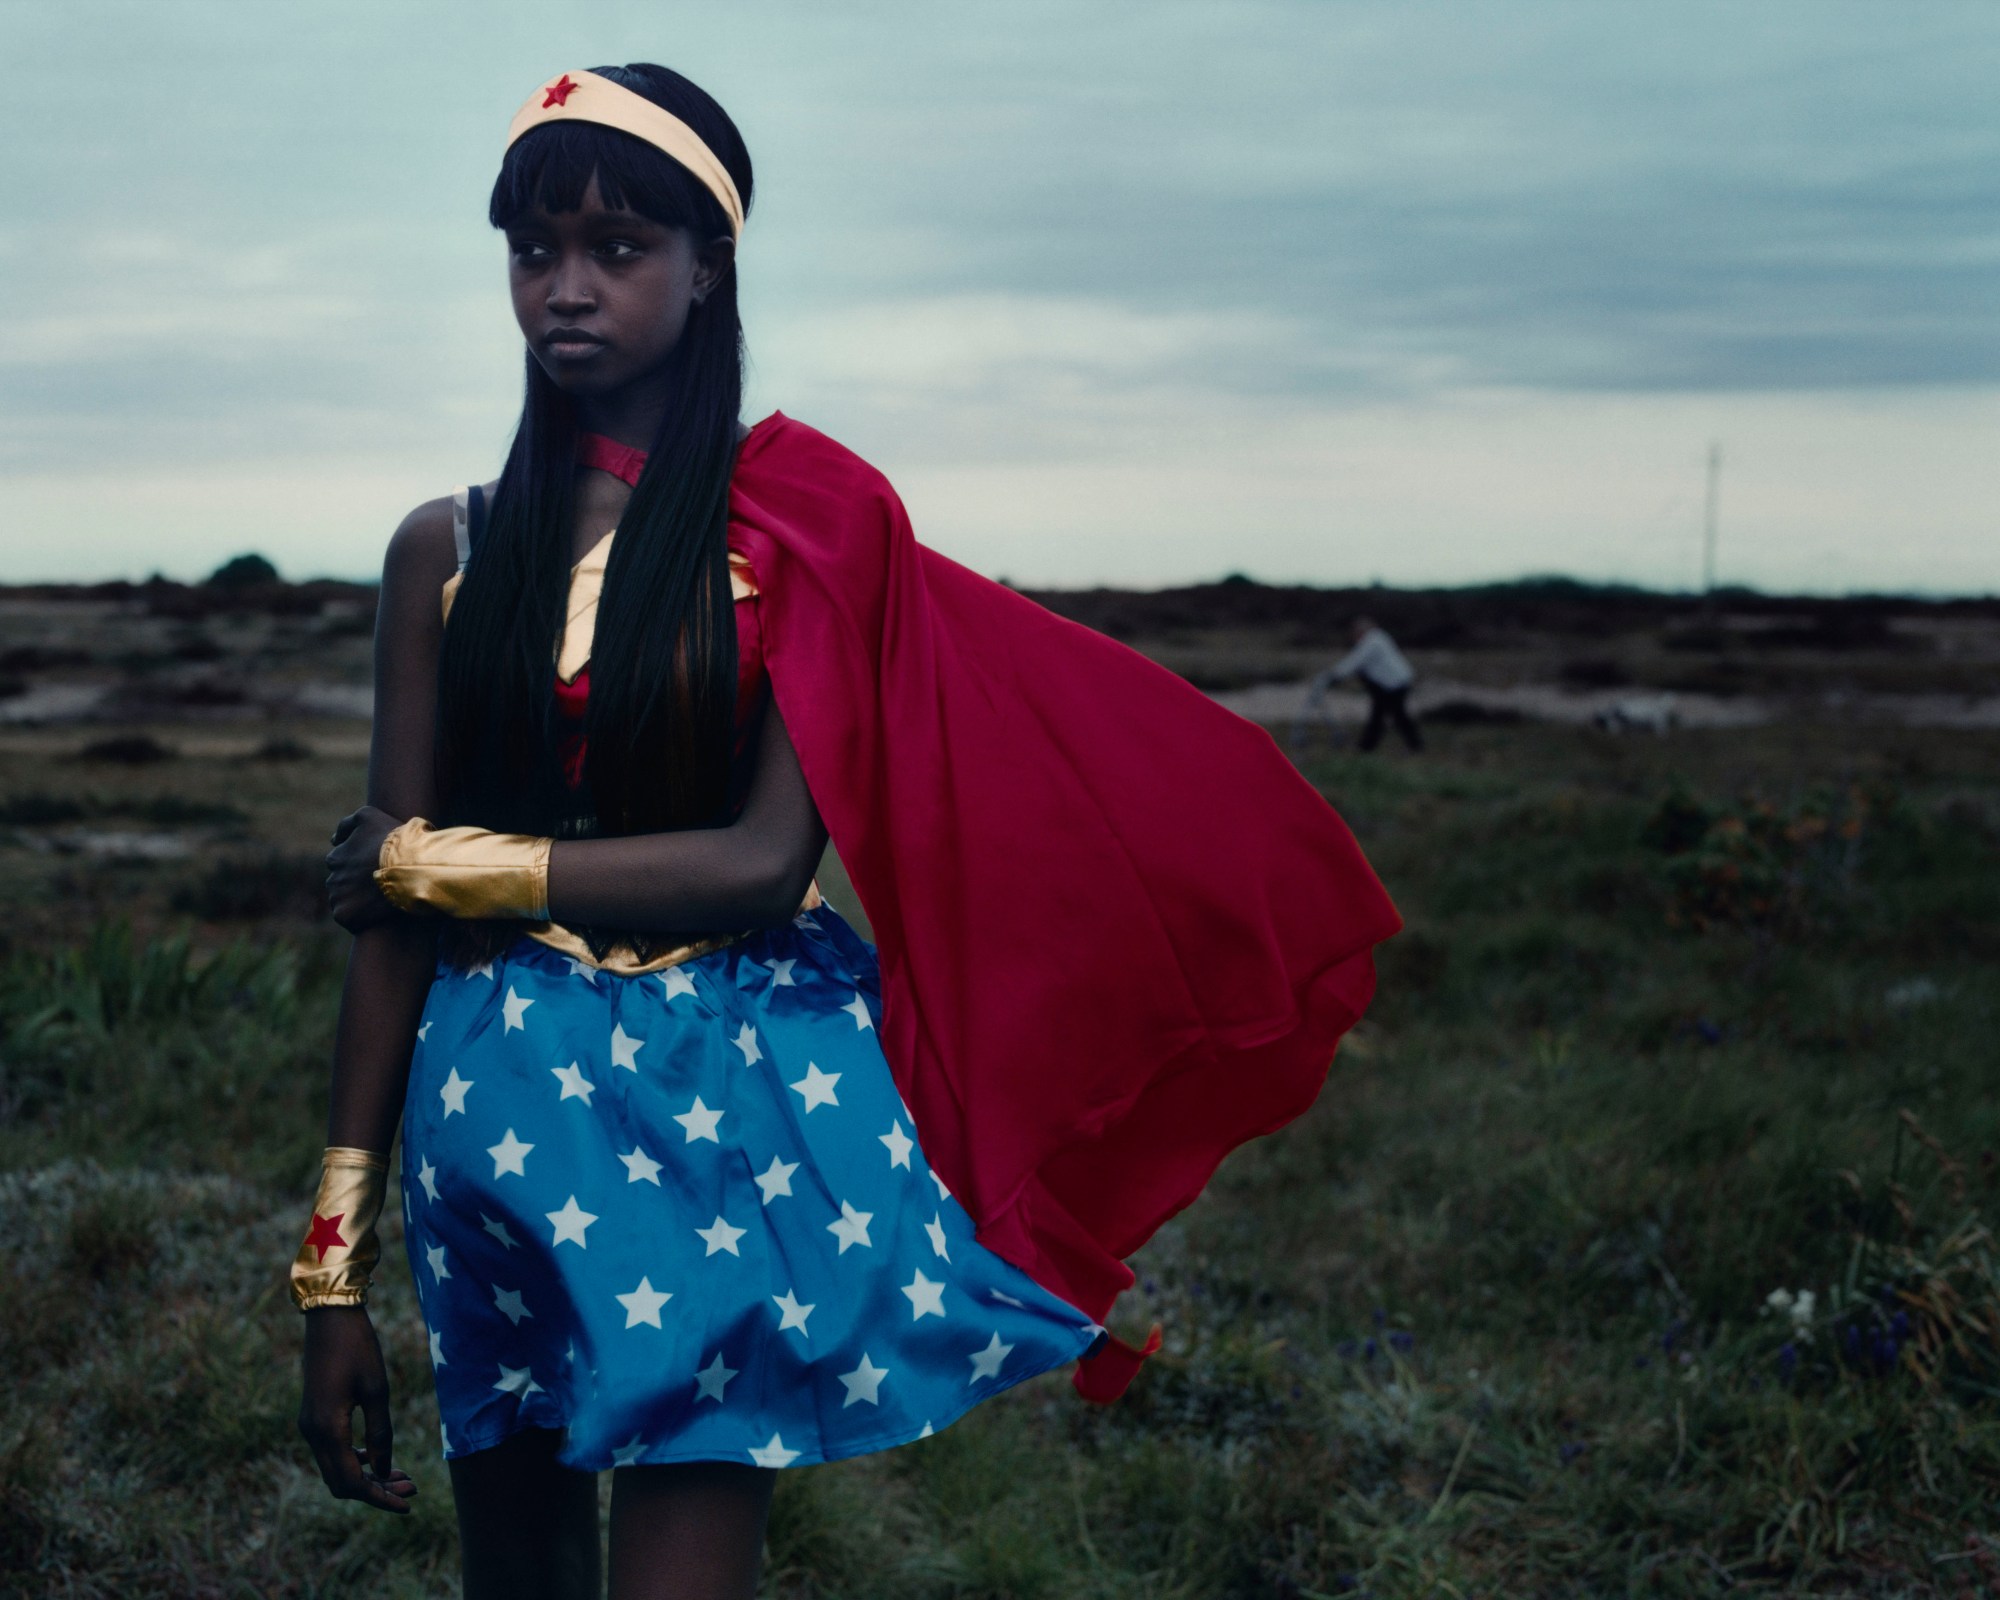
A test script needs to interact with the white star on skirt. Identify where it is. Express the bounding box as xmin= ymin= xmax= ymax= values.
xmin=879 ymin=1120 xmax=914 ymax=1169
xmin=772 ymin=1290 xmax=815 ymax=1335
xmin=486 ymin=1128 xmax=533 ymax=1178
xmin=551 ymin=1061 xmax=596 ymax=1104
xmin=967 ymin=1331 xmax=1015 ymax=1383
xmin=615 ymin=1277 xmax=673 ymax=1328
xmin=493 ymin=1285 xmax=532 ymax=1324
xmin=438 ymin=1068 xmax=473 ymax=1117
xmin=826 ymin=1200 xmax=874 ymax=1254
xmin=546 ymin=1195 xmax=598 ymax=1248
xmin=753 ymin=1155 xmax=798 ymax=1204
xmin=480 ymin=1213 xmax=520 ymax=1249
xmin=694 ymin=1351 xmax=737 ymax=1403
xmin=502 ymin=987 xmax=534 ymax=1031
xmin=673 ymin=1096 xmax=724 ymax=1143
xmin=902 ymin=1270 xmax=946 ymax=1320
xmin=749 ymin=1433 xmax=801 ymax=1468
xmin=788 ymin=1063 xmax=840 ymax=1112
xmin=696 ymin=1215 xmax=747 ymax=1257
xmin=837 ymin=1354 xmax=889 ymax=1407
